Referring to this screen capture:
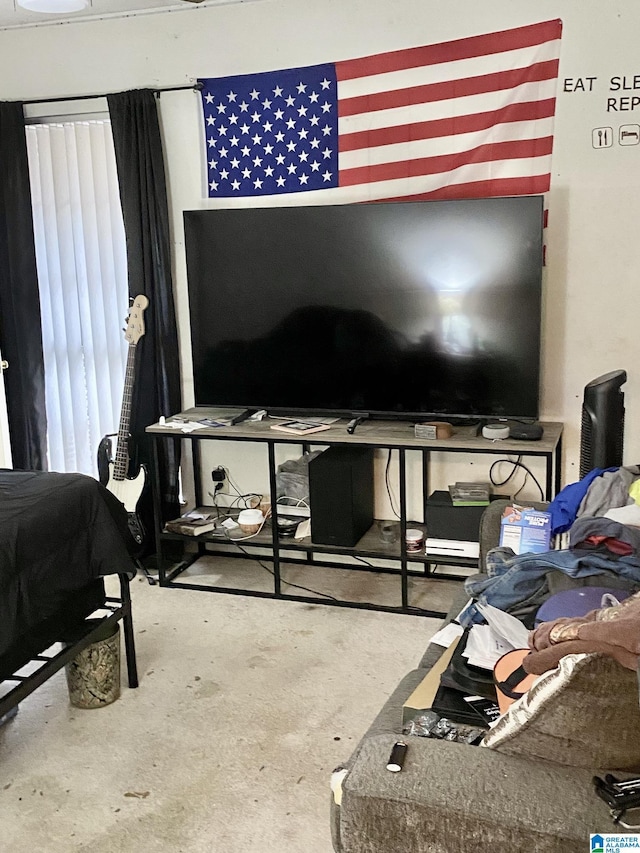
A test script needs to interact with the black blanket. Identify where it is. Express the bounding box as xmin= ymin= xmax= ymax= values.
xmin=0 ymin=470 xmax=137 ymax=658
